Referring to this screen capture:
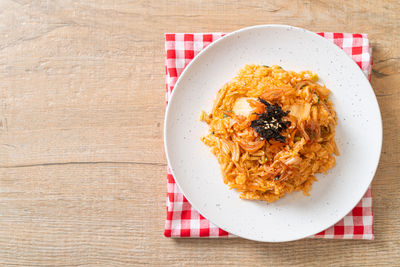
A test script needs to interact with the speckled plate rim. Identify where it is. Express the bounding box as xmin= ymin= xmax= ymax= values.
xmin=164 ymin=24 xmax=382 ymax=242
